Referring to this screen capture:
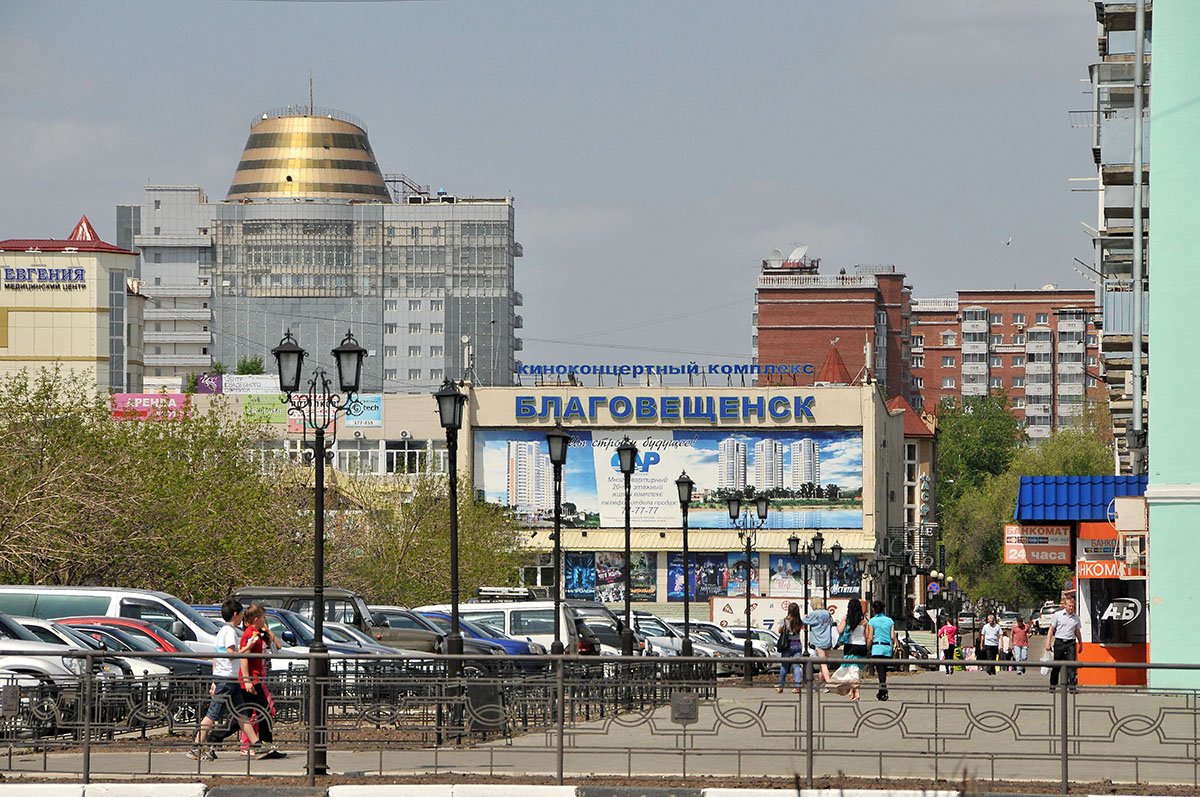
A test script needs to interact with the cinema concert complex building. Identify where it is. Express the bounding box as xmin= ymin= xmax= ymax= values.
xmin=189 ymin=372 xmax=935 ymax=620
